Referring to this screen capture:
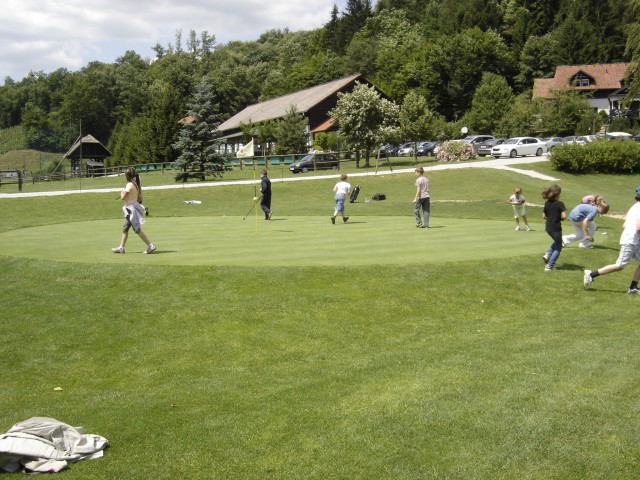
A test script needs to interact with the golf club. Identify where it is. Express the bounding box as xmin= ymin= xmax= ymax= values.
xmin=242 ymin=195 xmax=262 ymax=220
